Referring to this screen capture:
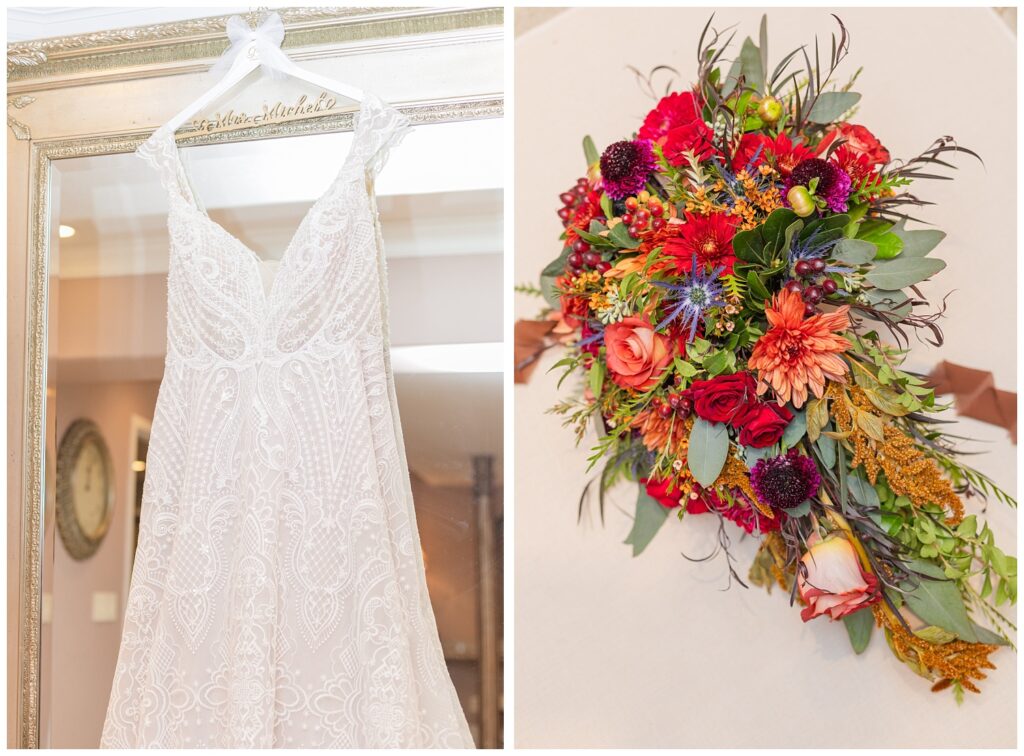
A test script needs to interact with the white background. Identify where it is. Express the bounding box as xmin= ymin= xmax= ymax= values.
xmin=514 ymin=7 xmax=1017 ymax=748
